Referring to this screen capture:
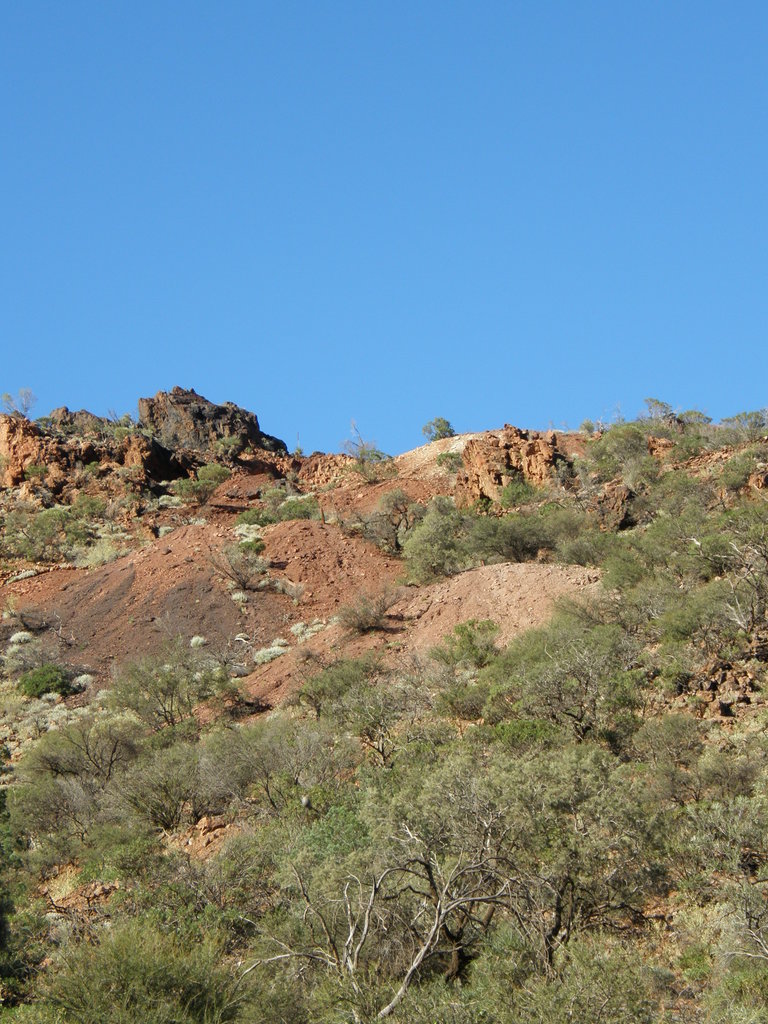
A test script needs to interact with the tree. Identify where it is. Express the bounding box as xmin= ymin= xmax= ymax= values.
xmin=109 ymin=642 xmax=227 ymax=731
xmin=422 ymin=417 xmax=456 ymax=442
xmin=1 ymin=388 xmax=36 ymax=418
